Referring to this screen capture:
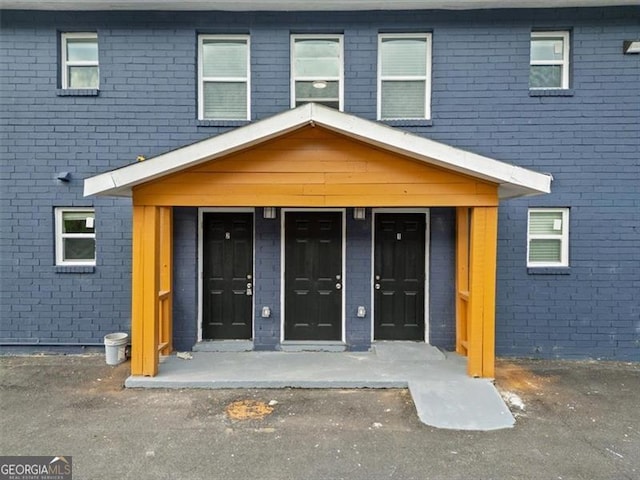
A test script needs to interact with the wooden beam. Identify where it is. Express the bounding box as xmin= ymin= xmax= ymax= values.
xmin=159 ymin=207 xmax=173 ymax=356
xmin=130 ymin=206 xmax=143 ymax=375
xmin=481 ymin=206 xmax=498 ymax=378
xmin=133 ymin=193 xmax=498 ymax=207
xmin=466 ymin=207 xmax=498 ymax=378
xmin=455 ymin=207 xmax=470 ymax=356
xmin=130 ymin=205 xmax=160 ymax=376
